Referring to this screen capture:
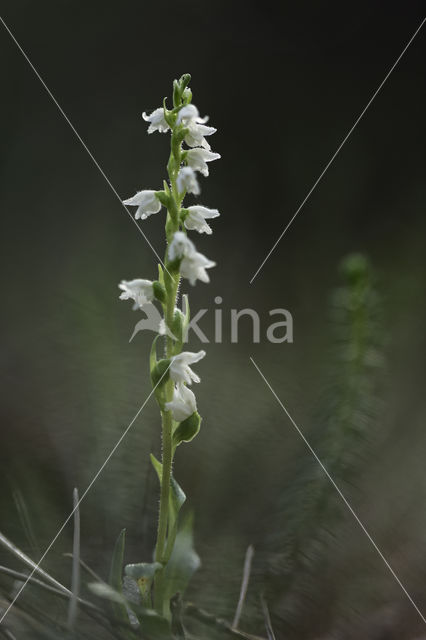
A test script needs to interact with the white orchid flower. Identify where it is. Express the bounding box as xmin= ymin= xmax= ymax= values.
xmin=186 ymin=148 xmax=220 ymax=176
xmin=142 ymin=107 xmax=170 ymax=134
xmin=176 ymin=104 xmax=208 ymax=126
xmin=165 ymin=383 xmax=197 ymax=421
xmin=168 ymin=231 xmax=215 ymax=283
xmin=170 ymin=350 xmax=206 ymax=385
xmin=118 ymin=279 xmax=154 ymax=310
xmin=181 ymin=250 xmax=216 ymax=285
xmin=184 ymin=205 xmax=220 ymax=235
xmin=168 ymin=231 xmax=195 ymax=261
xmin=123 ymin=190 xmax=161 ymax=220
xmin=177 ymin=166 xmax=200 ymax=195
xmin=184 ymin=122 xmax=217 ymax=150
